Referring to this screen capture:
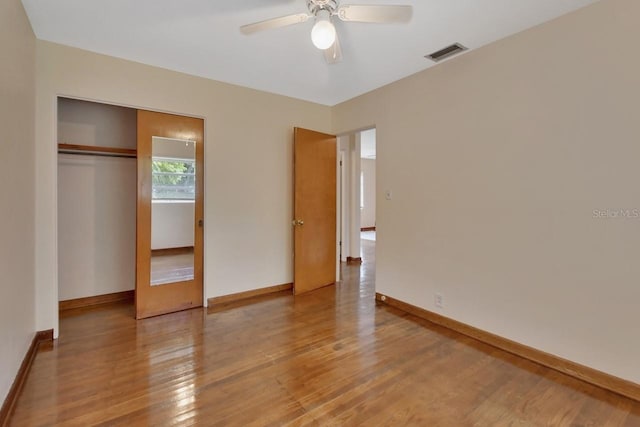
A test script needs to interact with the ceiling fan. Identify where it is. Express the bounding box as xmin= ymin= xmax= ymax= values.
xmin=240 ymin=0 xmax=412 ymax=64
